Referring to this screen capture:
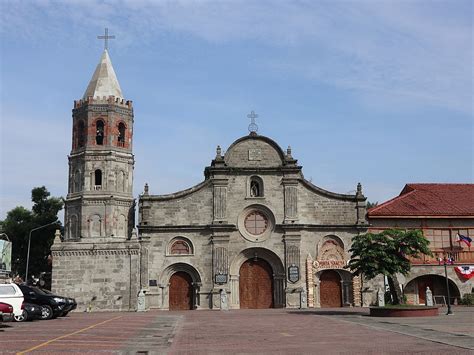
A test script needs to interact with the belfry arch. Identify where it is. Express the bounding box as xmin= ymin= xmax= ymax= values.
xmin=229 ymin=247 xmax=285 ymax=309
